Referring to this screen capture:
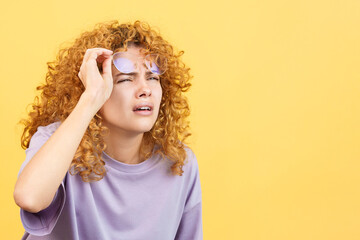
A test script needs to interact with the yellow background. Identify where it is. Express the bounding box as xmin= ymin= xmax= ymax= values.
xmin=1 ymin=0 xmax=360 ymax=239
